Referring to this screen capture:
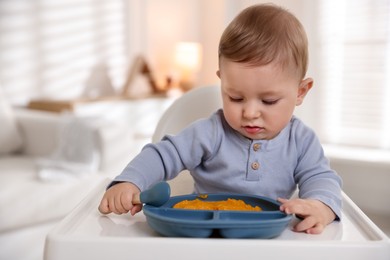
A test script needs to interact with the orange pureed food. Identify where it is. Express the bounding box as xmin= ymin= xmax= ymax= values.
xmin=173 ymin=198 xmax=261 ymax=211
